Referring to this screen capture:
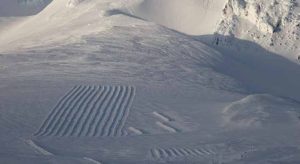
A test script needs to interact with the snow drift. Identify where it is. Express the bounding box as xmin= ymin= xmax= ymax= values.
xmin=223 ymin=94 xmax=300 ymax=128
